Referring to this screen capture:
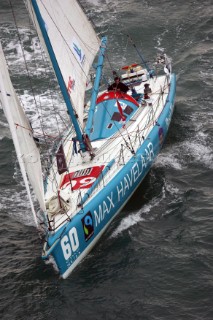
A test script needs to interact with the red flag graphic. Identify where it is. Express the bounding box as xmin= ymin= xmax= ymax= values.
xmin=117 ymin=99 xmax=126 ymax=121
